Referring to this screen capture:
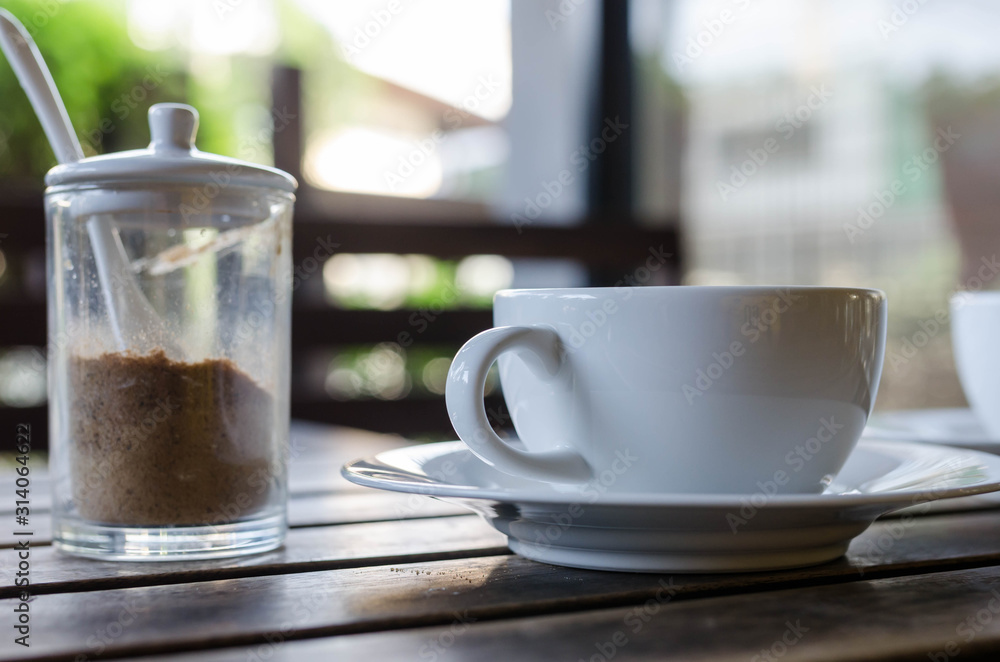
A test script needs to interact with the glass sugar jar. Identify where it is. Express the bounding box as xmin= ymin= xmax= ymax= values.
xmin=46 ymin=103 xmax=295 ymax=560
